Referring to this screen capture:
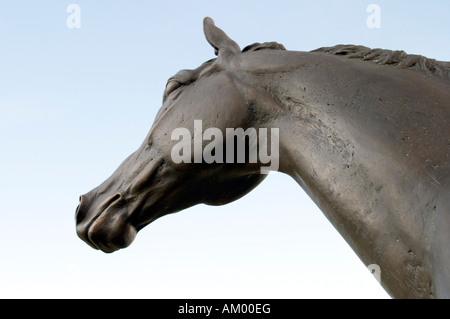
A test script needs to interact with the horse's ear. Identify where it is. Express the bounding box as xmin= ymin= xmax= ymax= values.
xmin=203 ymin=17 xmax=240 ymax=58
